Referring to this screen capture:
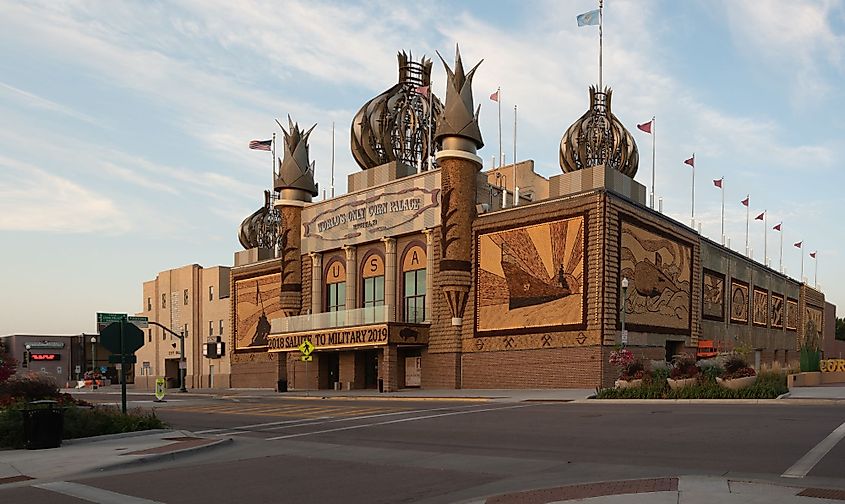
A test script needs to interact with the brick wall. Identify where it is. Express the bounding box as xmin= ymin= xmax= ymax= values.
xmin=461 ymin=347 xmax=603 ymax=388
